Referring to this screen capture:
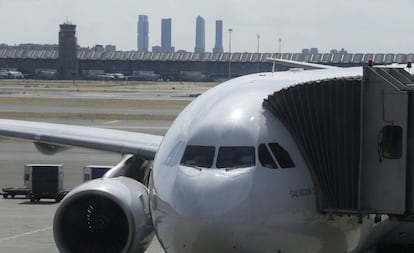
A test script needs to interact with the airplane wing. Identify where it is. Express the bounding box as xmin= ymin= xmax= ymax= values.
xmin=268 ymin=57 xmax=341 ymax=70
xmin=0 ymin=119 xmax=162 ymax=159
